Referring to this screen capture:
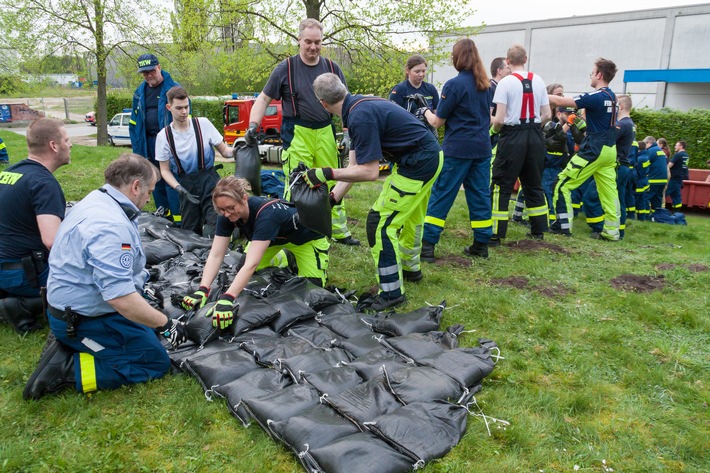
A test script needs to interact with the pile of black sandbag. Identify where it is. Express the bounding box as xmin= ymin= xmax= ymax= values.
xmin=139 ymin=212 xmax=501 ymax=473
